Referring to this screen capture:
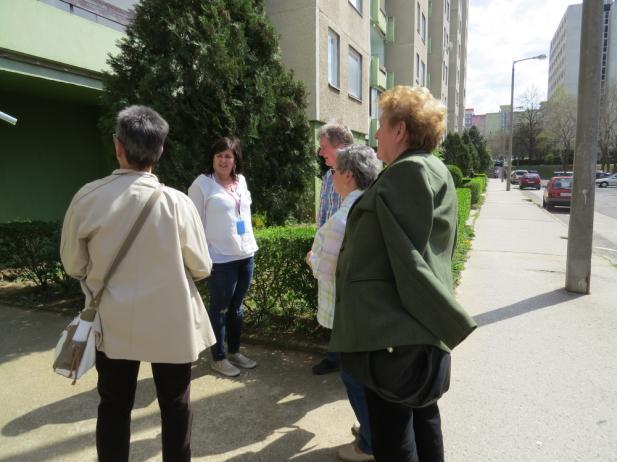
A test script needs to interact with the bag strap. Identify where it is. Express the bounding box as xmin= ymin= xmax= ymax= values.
xmin=86 ymin=186 xmax=163 ymax=312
